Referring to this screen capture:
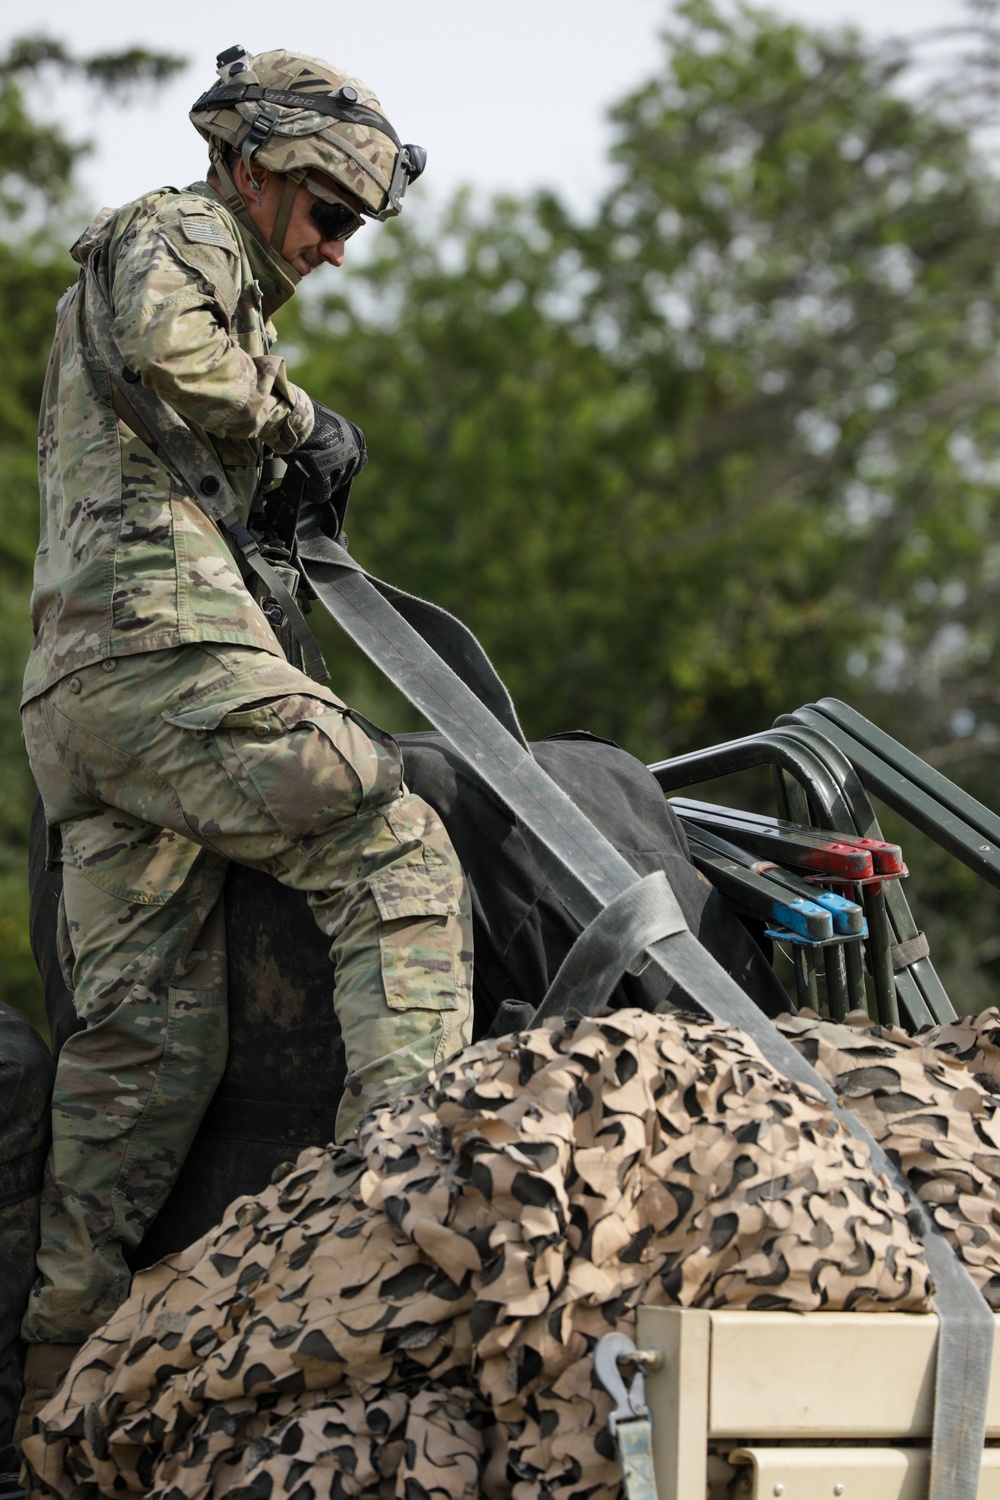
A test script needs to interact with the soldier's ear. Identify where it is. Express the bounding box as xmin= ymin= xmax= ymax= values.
xmin=230 ymin=155 xmax=269 ymax=207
